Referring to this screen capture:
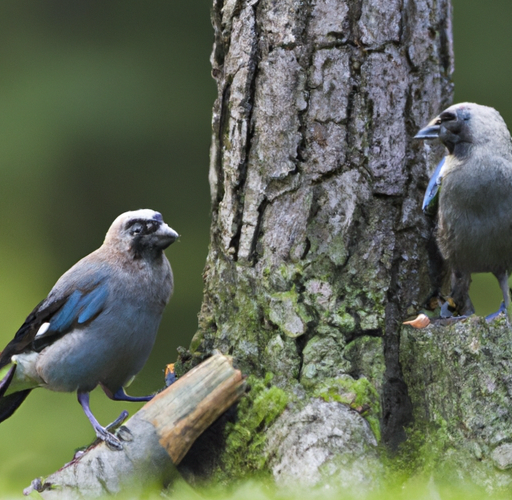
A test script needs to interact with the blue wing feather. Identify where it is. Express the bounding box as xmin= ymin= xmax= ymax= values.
xmin=422 ymin=157 xmax=445 ymax=216
xmin=78 ymin=284 xmax=109 ymax=324
xmin=0 ymin=261 xmax=109 ymax=362
xmin=48 ymin=290 xmax=83 ymax=333
xmin=46 ymin=281 xmax=109 ymax=334
xmin=0 ymin=260 xmax=112 ymax=363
